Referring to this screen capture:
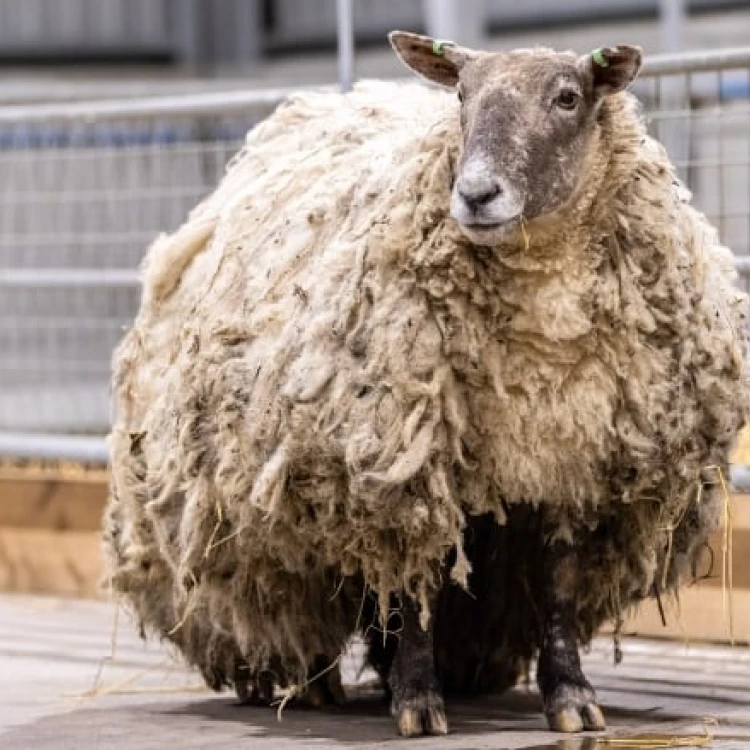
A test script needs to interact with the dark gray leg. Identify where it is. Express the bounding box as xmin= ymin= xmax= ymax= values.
xmin=389 ymin=596 xmax=448 ymax=737
xmin=303 ymin=655 xmax=346 ymax=707
xmin=537 ymin=541 xmax=606 ymax=733
xmin=234 ymin=663 xmax=274 ymax=705
xmin=235 ymin=654 xmax=345 ymax=708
